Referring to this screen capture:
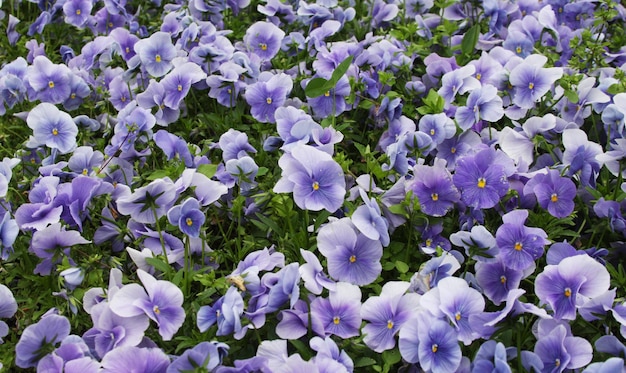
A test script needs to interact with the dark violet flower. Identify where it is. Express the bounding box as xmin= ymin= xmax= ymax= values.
xmin=27 ymin=102 xmax=78 ymax=154
xmin=109 ymin=269 xmax=185 ymax=341
xmin=101 ymin=346 xmax=170 ymax=373
xmin=453 ymin=147 xmax=509 ymax=209
xmin=361 ymin=281 xmax=421 ymax=352
xmin=116 ymin=178 xmax=177 ymax=224
xmin=534 ymin=324 xmax=592 ymax=372
xmin=245 ymin=72 xmax=293 ymax=123
xmin=475 ymin=259 xmax=523 ymax=306
xmin=167 ymin=197 xmax=205 ymax=237
xmin=243 ymin=21 xmax=285 ymax=60
xmin=523 ymin=169 xmax=576 ymax=218
xmin=167 ymin=341 xmax=228 ymax=373
xmin=317 ymin=218 xmax=383 ymax=286
xmin=30 ymin=223 xmax=91 ymax=275
xmin=454 ymin=84 xmax=504 ymax=131
xmin=134 ymin=31 xmax=177 ymax=78
xmin=535 ymin=254 xmax=610 ymax=320
xmin=495 ymin=209 xmax=549 ymax=271
xmin=508 ymin=54 xmax=563 ymax=109
xmin=274 ymin=144 xmax=345 ymax=212
xmin=408 ymin=159 xmax=460 ymax=217
xmin=16 ymin=314 xmax=71 ymax=368
xmin=310 ymin=282 xmax=362 ymax=338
